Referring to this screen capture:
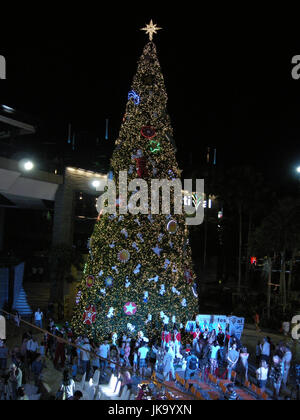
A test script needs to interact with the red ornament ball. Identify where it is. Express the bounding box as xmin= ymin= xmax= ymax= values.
xmin=86 ymin=275 xmax=94 ymax=288
xmin=141 ymin=126 xmax=156 ymax=139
